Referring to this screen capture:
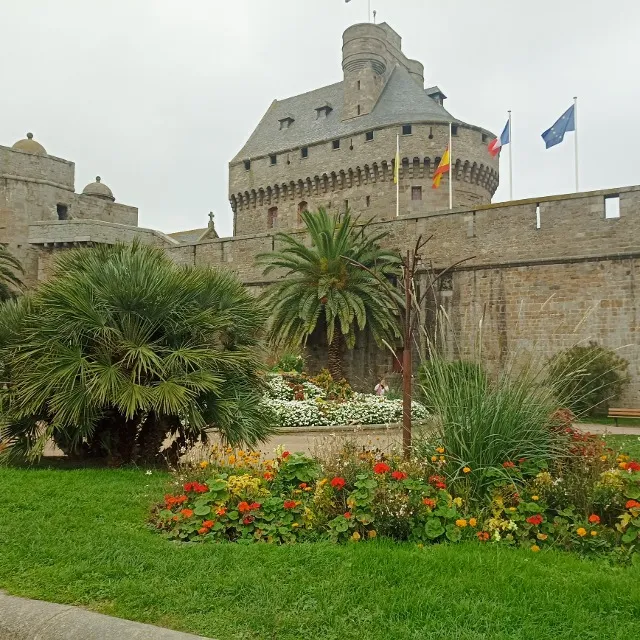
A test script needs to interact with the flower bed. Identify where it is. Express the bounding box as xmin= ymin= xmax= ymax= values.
xmin=150 ymin=431 xmax=640 ymax=560
xmin=262 ymin=372 xmax=427 ymax=428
